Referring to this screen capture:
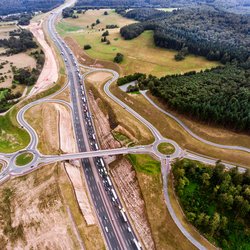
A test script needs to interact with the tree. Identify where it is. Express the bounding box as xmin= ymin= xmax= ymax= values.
xmin=83 ymin=44 xmax=91 ymax=50
xmin=62 ymin=7 xmax=74 ymax=18
xmin=104 ymin=11 xmax=108 ymax=15
xmin=209 ymin=212 xmax=220 ymax=236
xmin=113 ymin=53 xmax=124 ymax=63
xmin=102 ymin=30 xmax=109 ymax=36
xmin=96 ymin=19 xmax=100 ymax=24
